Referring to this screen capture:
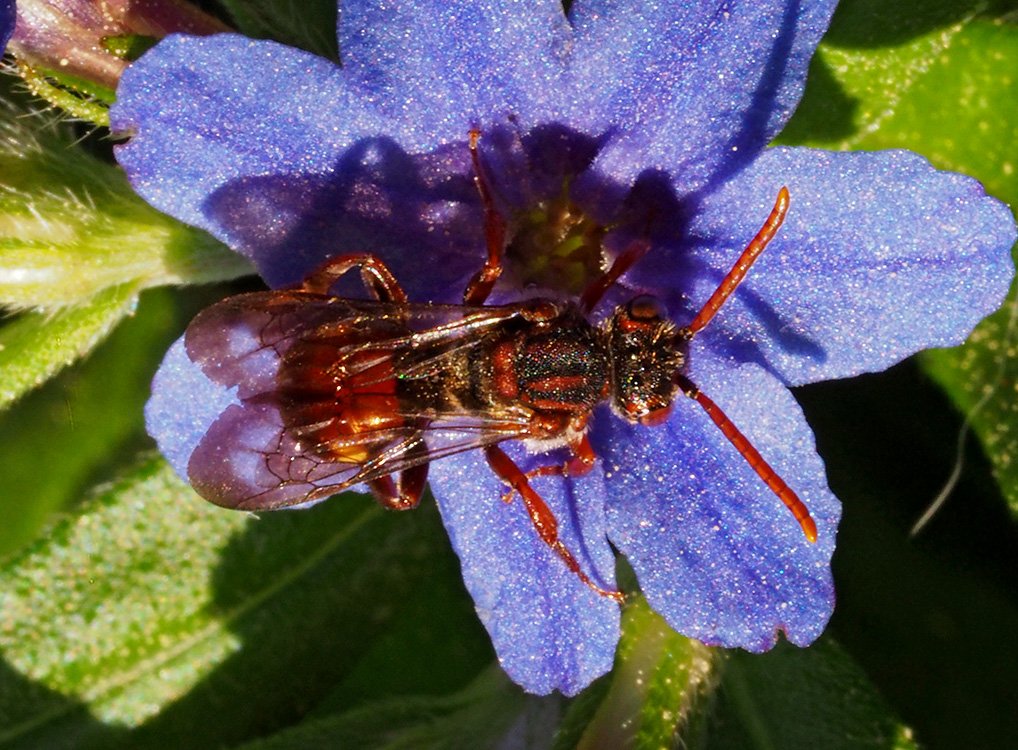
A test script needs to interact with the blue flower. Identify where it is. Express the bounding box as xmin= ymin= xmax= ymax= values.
xmin=112 ymin=0 xmax=1016 ymax=695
